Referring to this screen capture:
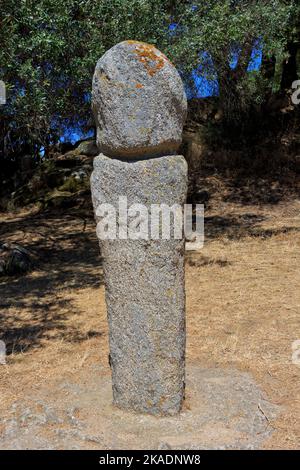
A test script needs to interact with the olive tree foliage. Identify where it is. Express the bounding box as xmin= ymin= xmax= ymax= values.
xmin=0 ymin=0 xmax=171 ymax=158
xmin=0 ymin=0 xmax=295 ymax=158
xmin=167 ymin=0 xmax=294 ymax=128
